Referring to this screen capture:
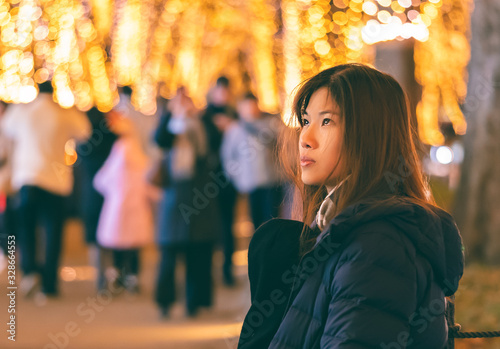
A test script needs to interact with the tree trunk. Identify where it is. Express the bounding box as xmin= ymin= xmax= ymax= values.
xmin=453 ymin=0 xmax=500 ymax=265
